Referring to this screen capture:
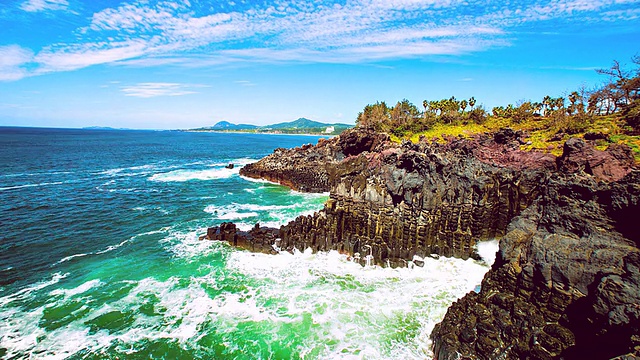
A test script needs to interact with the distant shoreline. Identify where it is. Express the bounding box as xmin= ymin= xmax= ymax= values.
xmin=184 ymin=130 xmax=337 ymax=137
